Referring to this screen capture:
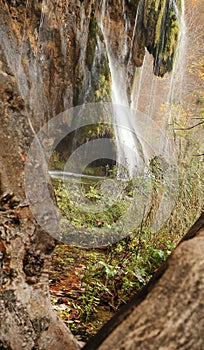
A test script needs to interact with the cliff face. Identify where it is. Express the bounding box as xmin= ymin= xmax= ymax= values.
xmin=0 ymin=0 xmax=182 ymax=126
xmin=1 ymin=0 xmax=94 ymax=129
xmin=0 ymin=0 xmax=182 ymax=175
